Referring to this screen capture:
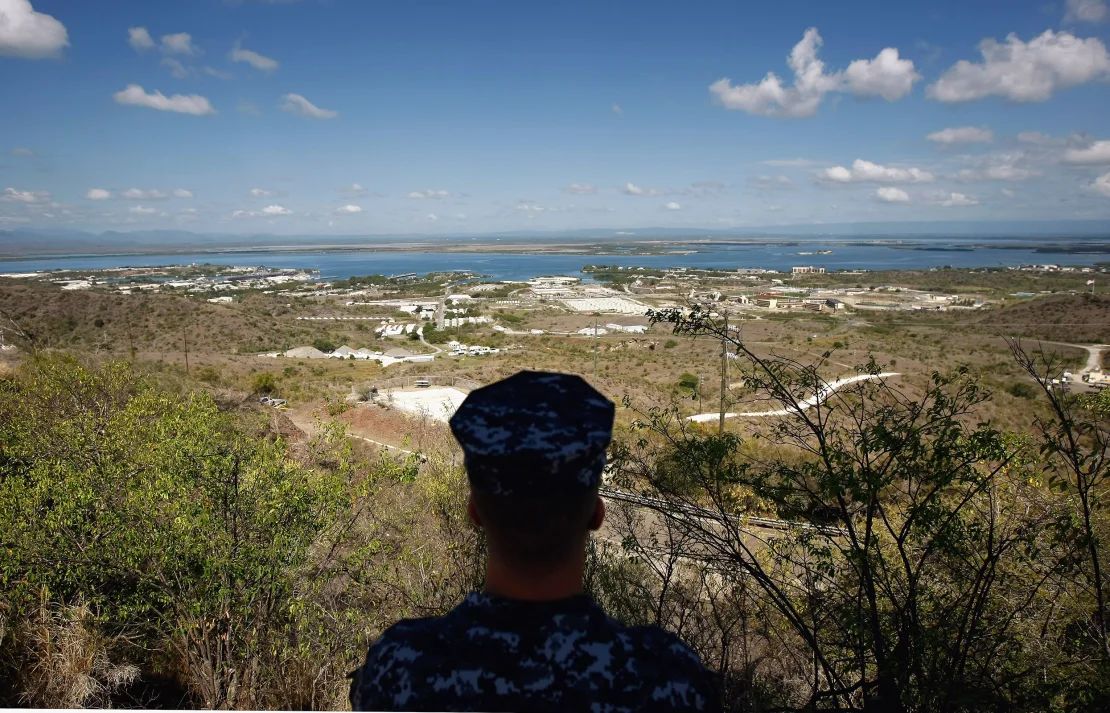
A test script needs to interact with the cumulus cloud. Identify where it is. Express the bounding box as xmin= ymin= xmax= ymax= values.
xmin=113 ymin=84 xmax=216 ymax=115
xmin=86 ymin=188 xmax=111 ymax=200
xmin=842 ymin=48 xmax=920 ymax=100
xmin=709 ymin=28 xmax=918 ymax=117
xmin=821 ymin=159 xmax=934 ymax=183
xmin=172 ymin=188 xmax=193 ymax=198
xmin=565 ymin=182 xmax=597 ymax=194
xmin=128 ymin=205 xmax=156 ymax=215
xmin=407 ymin=189 xmax=450 ymax=199
xmin=1093 ymin=172 xmax=1110 ymax=197
xmin=121 ymin=188 xmax=168 ymax=200
xmin=128 ymin=26 xmax=154 ymax=51
xmin=335 ymin=204 xmax=362 ymax=214
xmin=231 ymin=43 xmax=278 ymax=71
xmin=1065 ymin=0 xmax=1107 ymax=23
xmin=261 ymin=204 xmax=291 ymax=215
xmin=927 ymin=126 xmax=994 ymax=144
xmin=927 ymin=30 xmax=1110 ymax=103
xmin=249 ymin=187 xmax=272 ymax=197
xmin=1 ymin=186 xmax=49 ymax=203
xmin=425 ymin=213 xmax=438 ymax=222
xmin=940 ymin=192 xmax=979 ymax=206
xmin=280 ymin=93 xmax=337 ymax=119
xmin=664 ymin=201 xmax=682 ymax=210
xmin=875 ymin=187 xmax=910 ymax=203
xmin=1063 ymin=140 xmax=1110 ymax=164
xmin=160 ymin=32 xmax=197 ymax=56
xmin=0 ymin=0 xmax=68 ymax=59
xmin=622 ymin=182 xmax=662 ymax=196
